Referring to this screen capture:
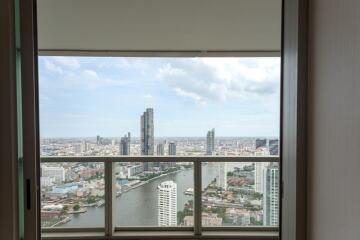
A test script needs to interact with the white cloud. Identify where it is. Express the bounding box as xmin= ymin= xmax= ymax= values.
xmin=83 ymin=69 xmax=99 ymax=79
xmin=174 ymin=88 xmax=206 ymax=105
xmin=44 ymin=59 xmax=63 ymax=74
xmin=143 ymin=94 xmax=153 ymax=99
xmin=76 ymin=69 xmax=127 ymax=89
xmin=40 ymin=57 xmax=128 ymax=90
xmin=156 ymin=58 xmax=280 ymax=104
xmin=41 ymin=56 xmax=280 ymax=102
xmin=52 ymin=57 xmax=81 ymax=70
